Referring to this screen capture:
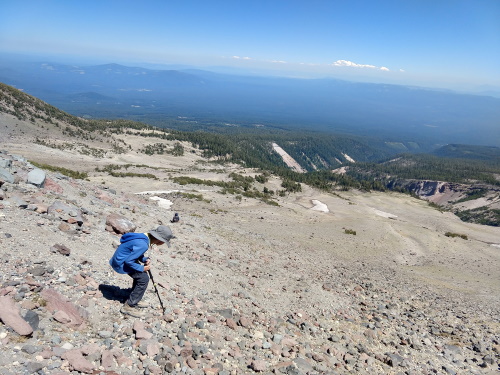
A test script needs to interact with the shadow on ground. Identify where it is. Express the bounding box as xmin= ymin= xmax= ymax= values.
xmin=99 ymin=284 xmax=130 ymax=303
